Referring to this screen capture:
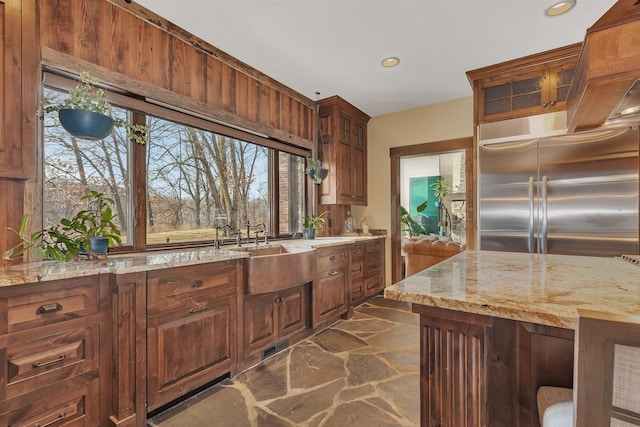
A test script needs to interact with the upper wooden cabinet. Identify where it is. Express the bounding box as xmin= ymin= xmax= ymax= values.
xmin=0 ymin=0 xmax=36 ymax=179
xmin=467 ymin=44 xmax=581 ymax=124
xmin=317 ymin=96 xmax=370 ymax=205
xmin=567 ymin=0 xmax=640 ymax=132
